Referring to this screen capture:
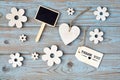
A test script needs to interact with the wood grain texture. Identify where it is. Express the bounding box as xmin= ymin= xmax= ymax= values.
xmin=0 ymin=27 xmax=120 ymax=54
xmin=0 ymin=54 xmax=120 ymax=80
xmin=0 ymin=0 xmax=120 ymax=80
xmin=0 ymin=0 xmax=120 ymax=27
